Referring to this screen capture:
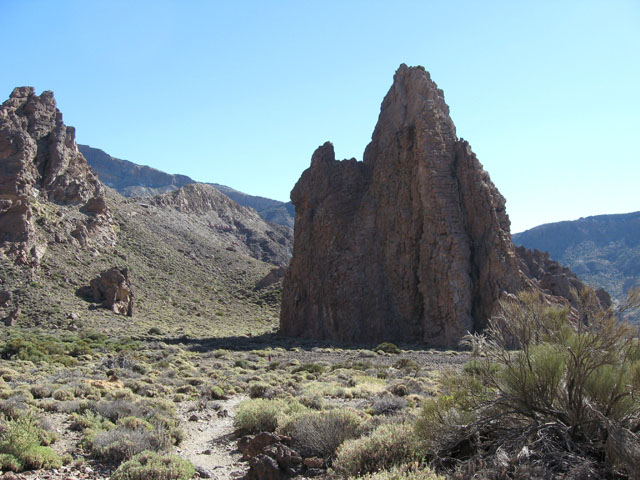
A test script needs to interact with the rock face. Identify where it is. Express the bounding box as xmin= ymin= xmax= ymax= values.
xmin=281 ymin=65 xmax=593 ymax=347
xmin=516 ymin=246 xmax=612 ymax=309
xmin=90 ymin=267 xmax=134 ymax=316
xmin=0 ymin=87 xmax=111 ymax=264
